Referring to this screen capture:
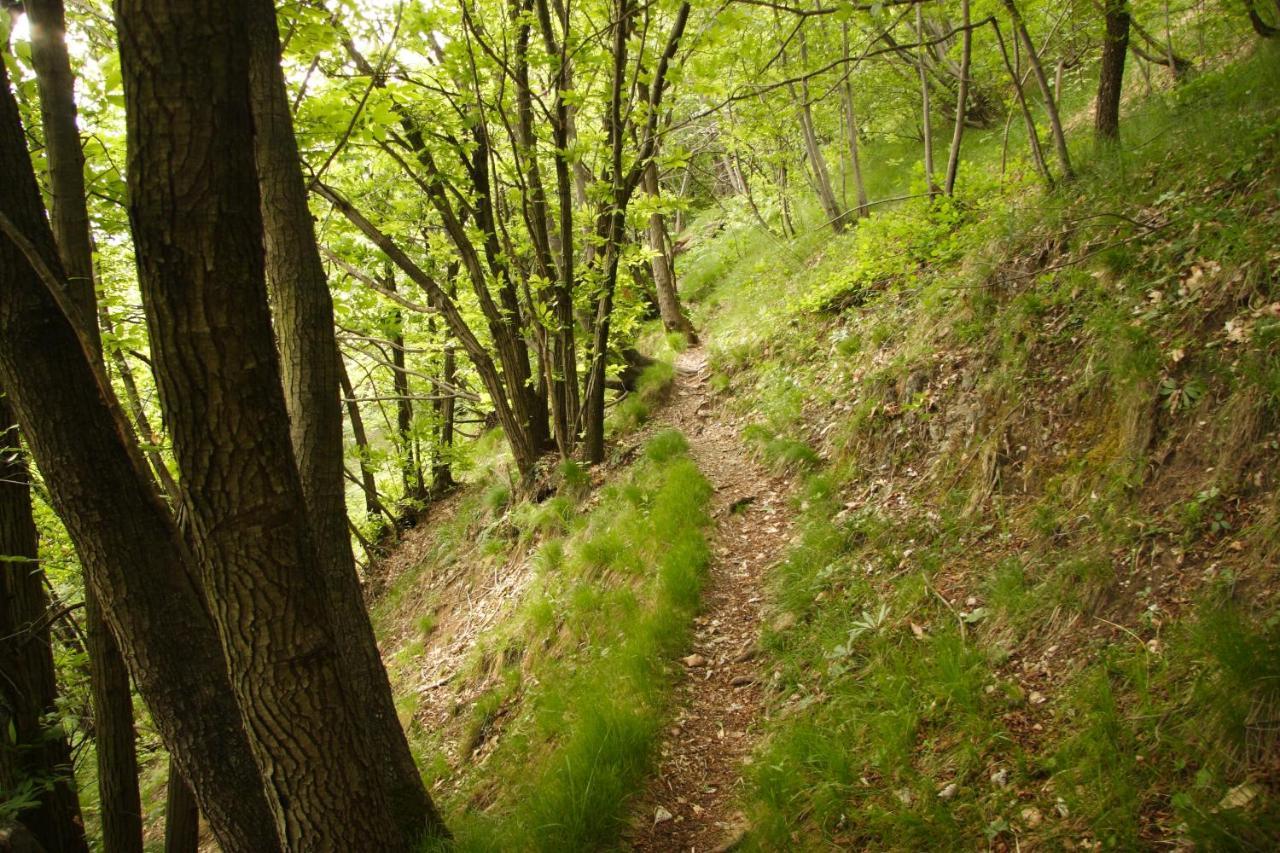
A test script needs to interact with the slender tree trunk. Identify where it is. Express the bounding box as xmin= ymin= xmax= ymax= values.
xmin=338 ymin=357 xmax=383 ymax=519
xmin=944 ymin=0 xmax=972 ymax=195
xmin=915 ymin=7 xmax=938 ymax=198
xmin=0 ymin=397 xmax=88 ymax=853
xmin=245 ymin=5 xmax=446 ymax=841
xmin=794 ymin=29 xmax=846 ymax=232
xmin=0 ymin=59 xmax=280 ymax=853
xmin=1003 ymin=0 xmax=1073 ymax=178
xmin=27 ymin=3 xmax=143 ymax=846
xmin=1096 ymin=0 xmax=1131 ymax=143
xmin=116 ymin=1 xmax=412 ymax=845
xmin=385 ymin=275 xmax=422 ymax=503
xmin=643 ymin=160 xmax=697 ymax=341
xmin=841 ymin=23 xmax=870 ymax=219
xmin=991 ymin=18 xmax=1052 ymax=186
